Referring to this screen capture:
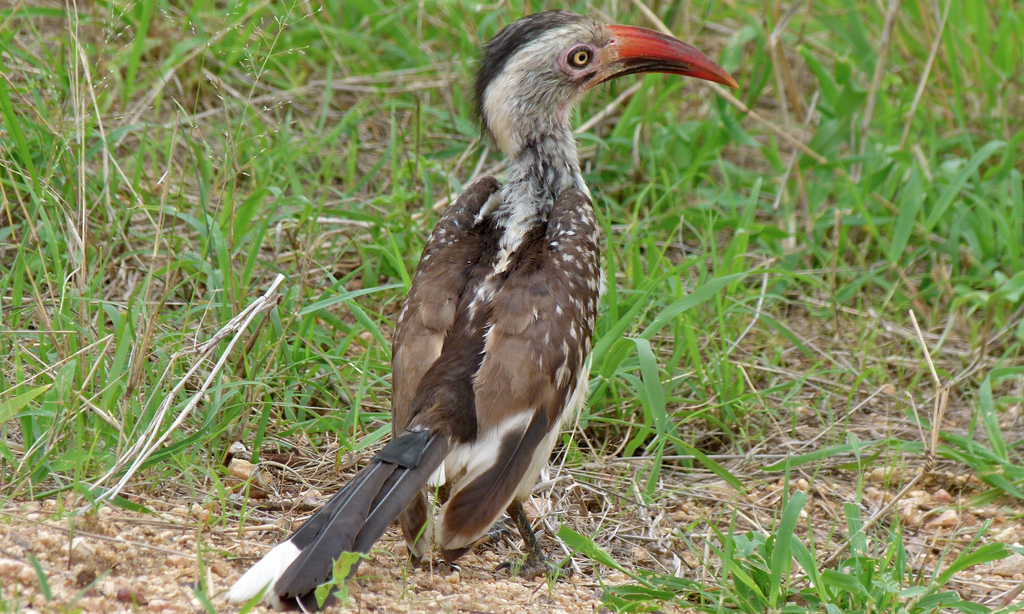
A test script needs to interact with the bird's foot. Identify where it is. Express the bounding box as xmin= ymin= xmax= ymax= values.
xmin=437 ymin=560 xmax=461 ymax=574
xmin=408 ymin=552 xmax=462 ymax=575
xmin=478 ymin=518 xmax=515 ymax=547
xmin=496 ymin=552 xmax=573 ymax=580
xmin=413 ymin=558 xmax=462 ymax=576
